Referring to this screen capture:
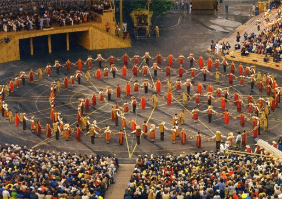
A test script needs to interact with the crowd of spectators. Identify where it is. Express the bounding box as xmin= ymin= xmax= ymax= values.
xmin=0 ymin=0 xmax=112 ymax=32
xmin=239 ymin=9 xmax=282 ymax=62
xmin=0 ymin=144 xmax=118 ymax=199
xmin=125 ymin=152 xmax=282 ymax=199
